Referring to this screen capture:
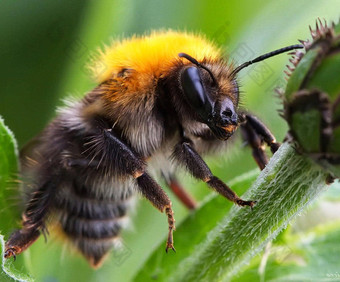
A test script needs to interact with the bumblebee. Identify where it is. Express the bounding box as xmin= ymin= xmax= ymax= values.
xmin=4 ymin=30 xmax=302 ymax=268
